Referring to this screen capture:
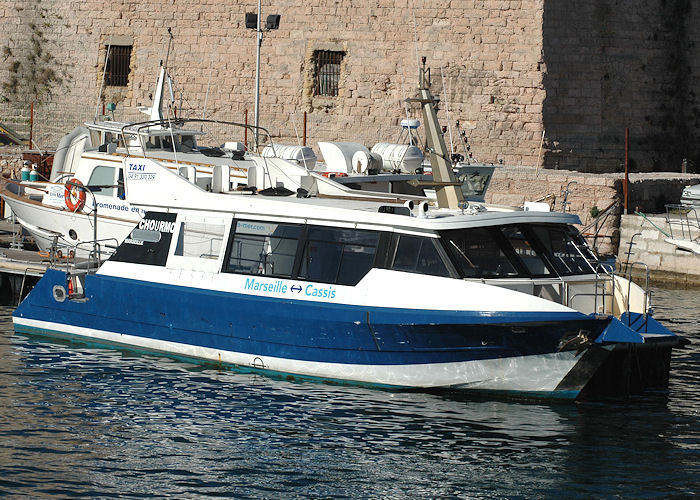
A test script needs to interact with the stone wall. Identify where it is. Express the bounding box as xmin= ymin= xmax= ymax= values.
xmin=542 ymin=0 xmax=700 ymax=173
xmin=0 ymin=0 xmax=547 ymax=167
xmin=1 ymin=1 xmax=698 ymax=173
